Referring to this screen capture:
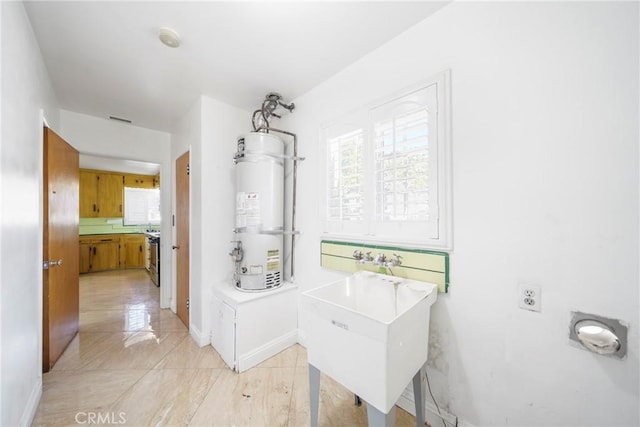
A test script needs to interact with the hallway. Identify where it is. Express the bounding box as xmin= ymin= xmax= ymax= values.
xmin=33 ymin=270 xmax=418 ymax=426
